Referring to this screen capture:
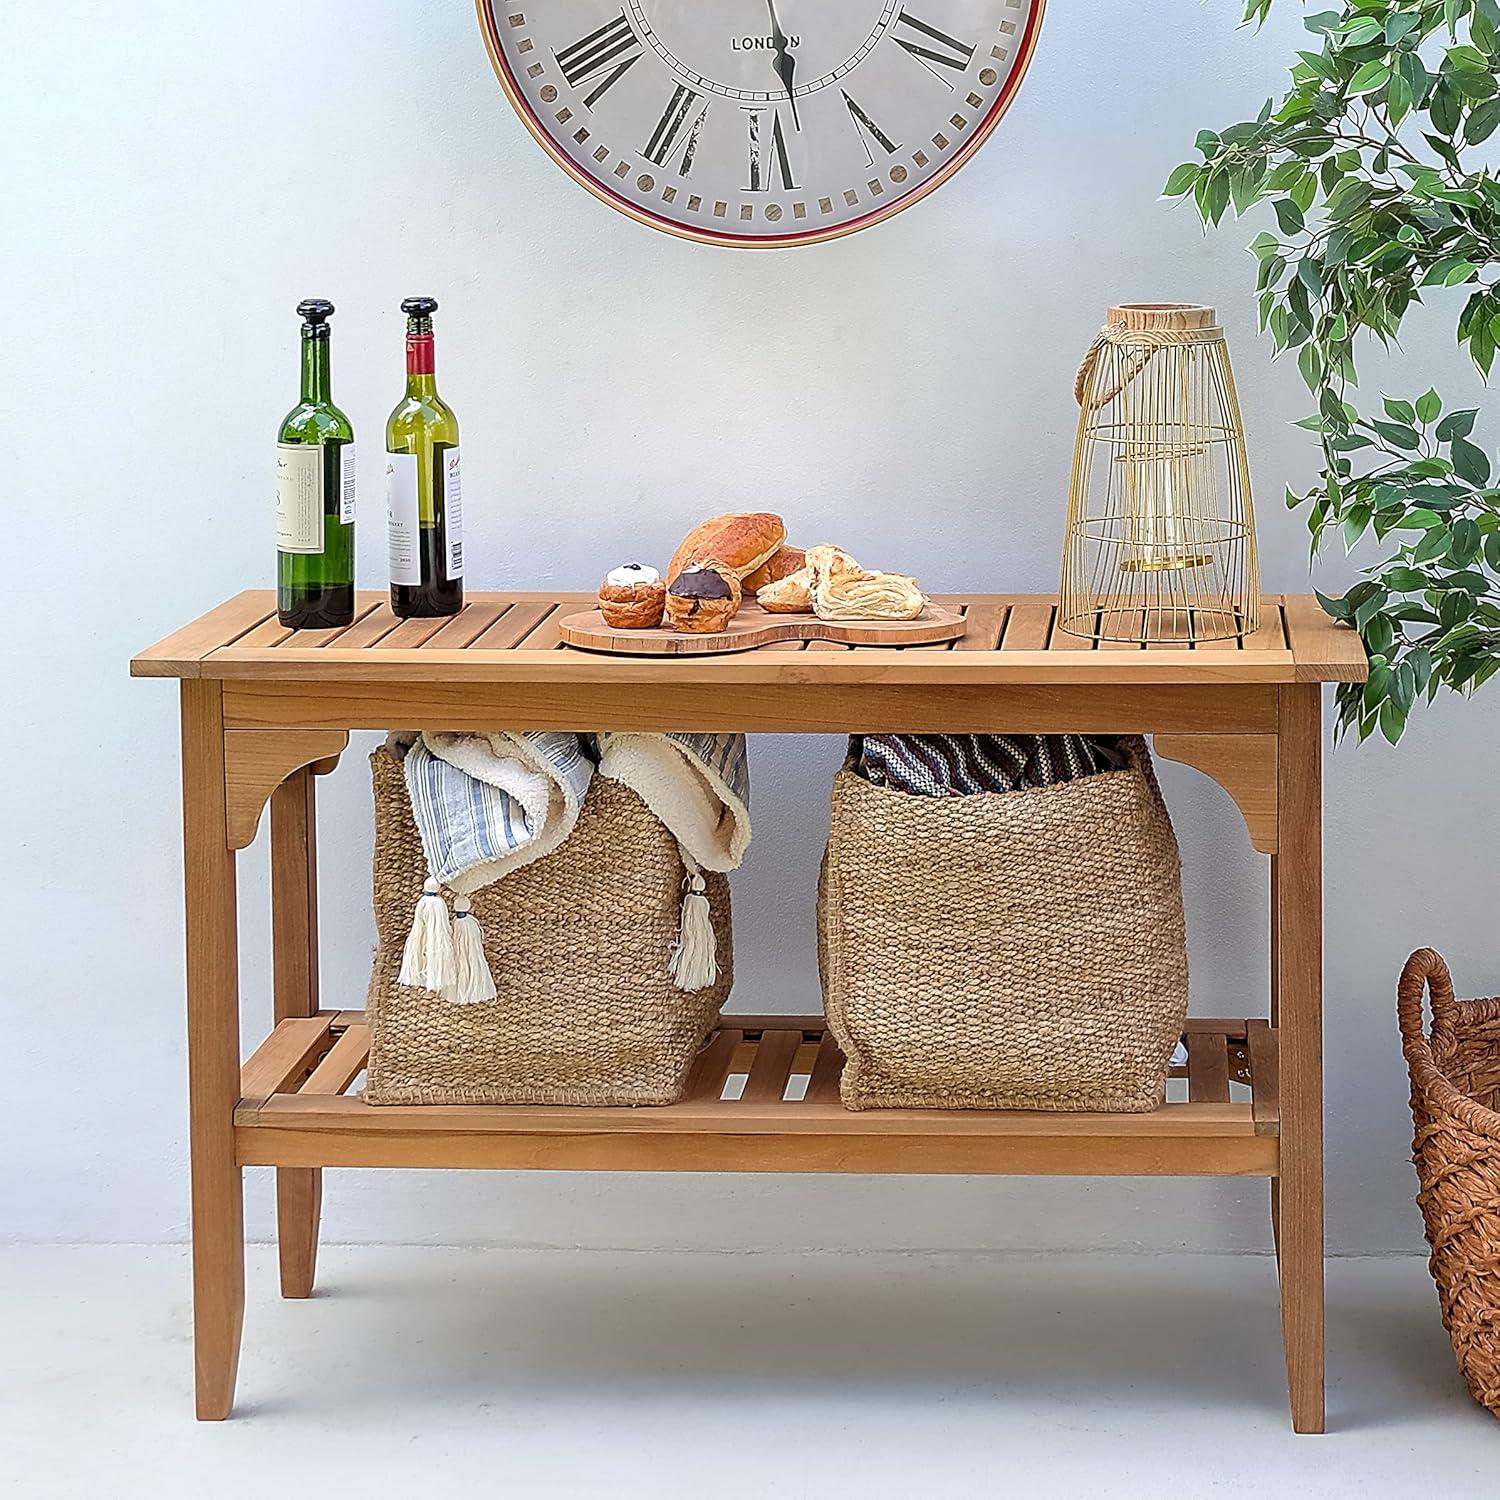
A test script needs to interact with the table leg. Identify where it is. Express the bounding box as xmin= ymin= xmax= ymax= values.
xmin=181 ymin=681 xmax=245 ymax=1420
xmin=1270 ymin=854 xmax=1281 ymax=1263
xmin=271 ymin=767 xmax=322 ymax=1299
xmin=1274 ymin=684 xmax=1324 ymax=1433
